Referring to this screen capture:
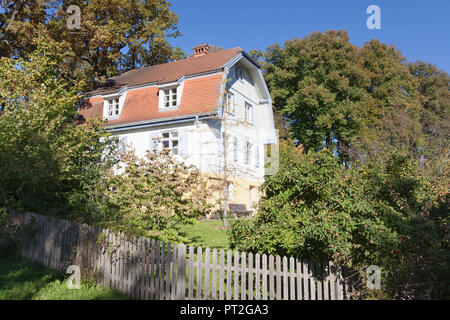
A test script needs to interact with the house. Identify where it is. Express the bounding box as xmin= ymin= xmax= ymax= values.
xmin=78 ymin=44 xmax=277 ymax=214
